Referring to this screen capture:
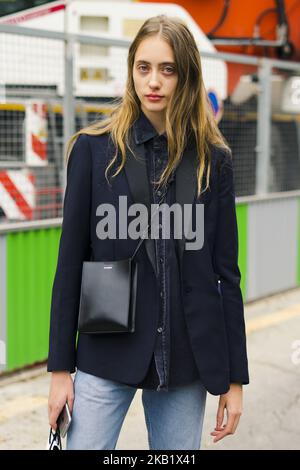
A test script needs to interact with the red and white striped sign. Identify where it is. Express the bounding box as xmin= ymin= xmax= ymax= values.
xmin=0 ymin=170 xmax=36 ymax=220
xmin=25 ymin=101 xmax=48 ymax=166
